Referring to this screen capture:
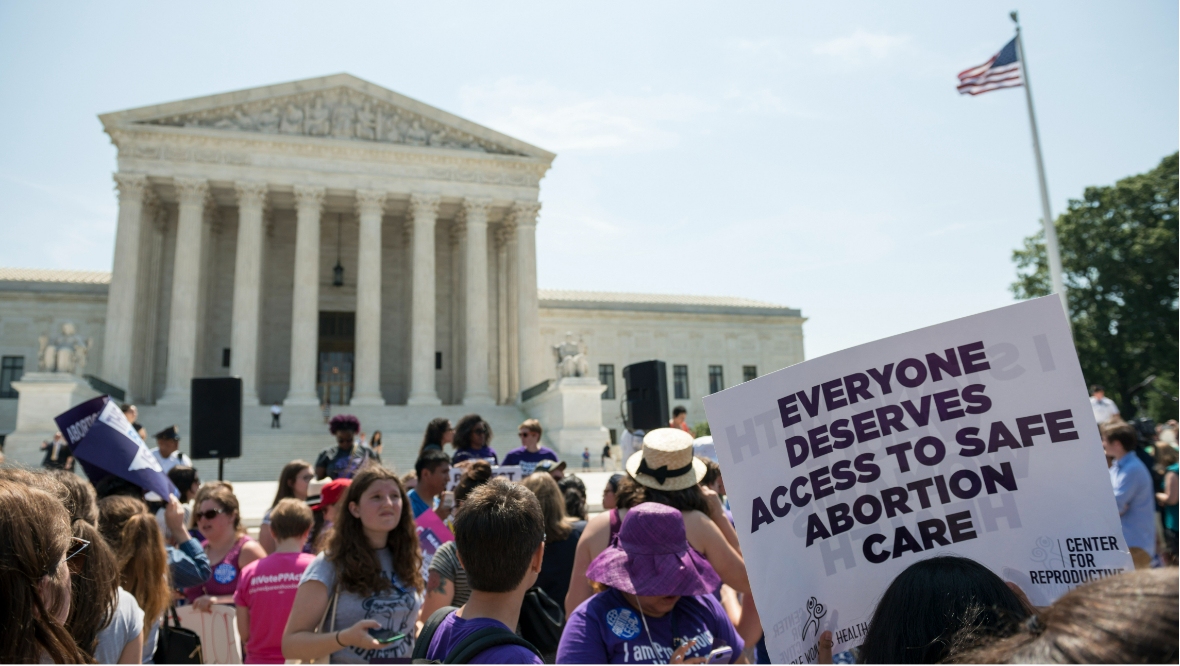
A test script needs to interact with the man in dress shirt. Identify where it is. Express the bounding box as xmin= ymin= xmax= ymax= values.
xmin=1091 ymin=385 xmax=1121 ymax=425
xmin=1103 ymin=421 xmax=1155 ymax=556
